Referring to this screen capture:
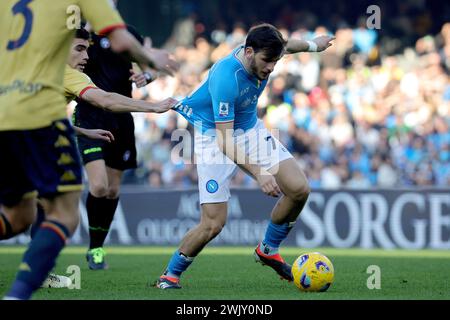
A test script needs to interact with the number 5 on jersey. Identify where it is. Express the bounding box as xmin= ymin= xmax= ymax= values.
xmin=7 ymin=0 xmax=34 ymax=51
